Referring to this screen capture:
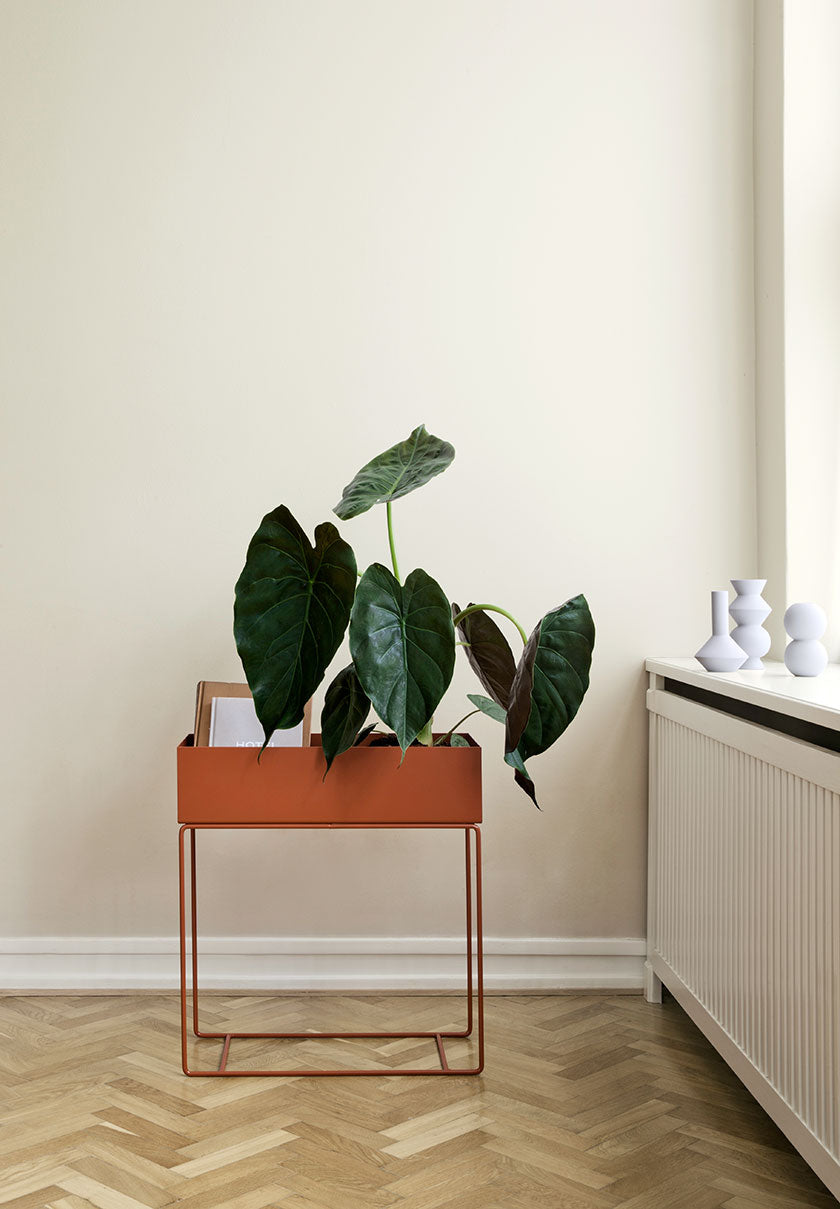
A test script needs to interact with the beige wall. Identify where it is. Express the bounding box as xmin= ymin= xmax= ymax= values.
xmin=1 ymin=1 xmax=755 ymax=950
